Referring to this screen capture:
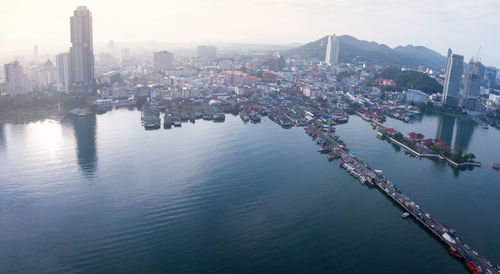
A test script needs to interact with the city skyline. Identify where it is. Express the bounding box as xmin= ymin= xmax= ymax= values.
xmin=1 ymin=0 xmax=500 ymax=67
